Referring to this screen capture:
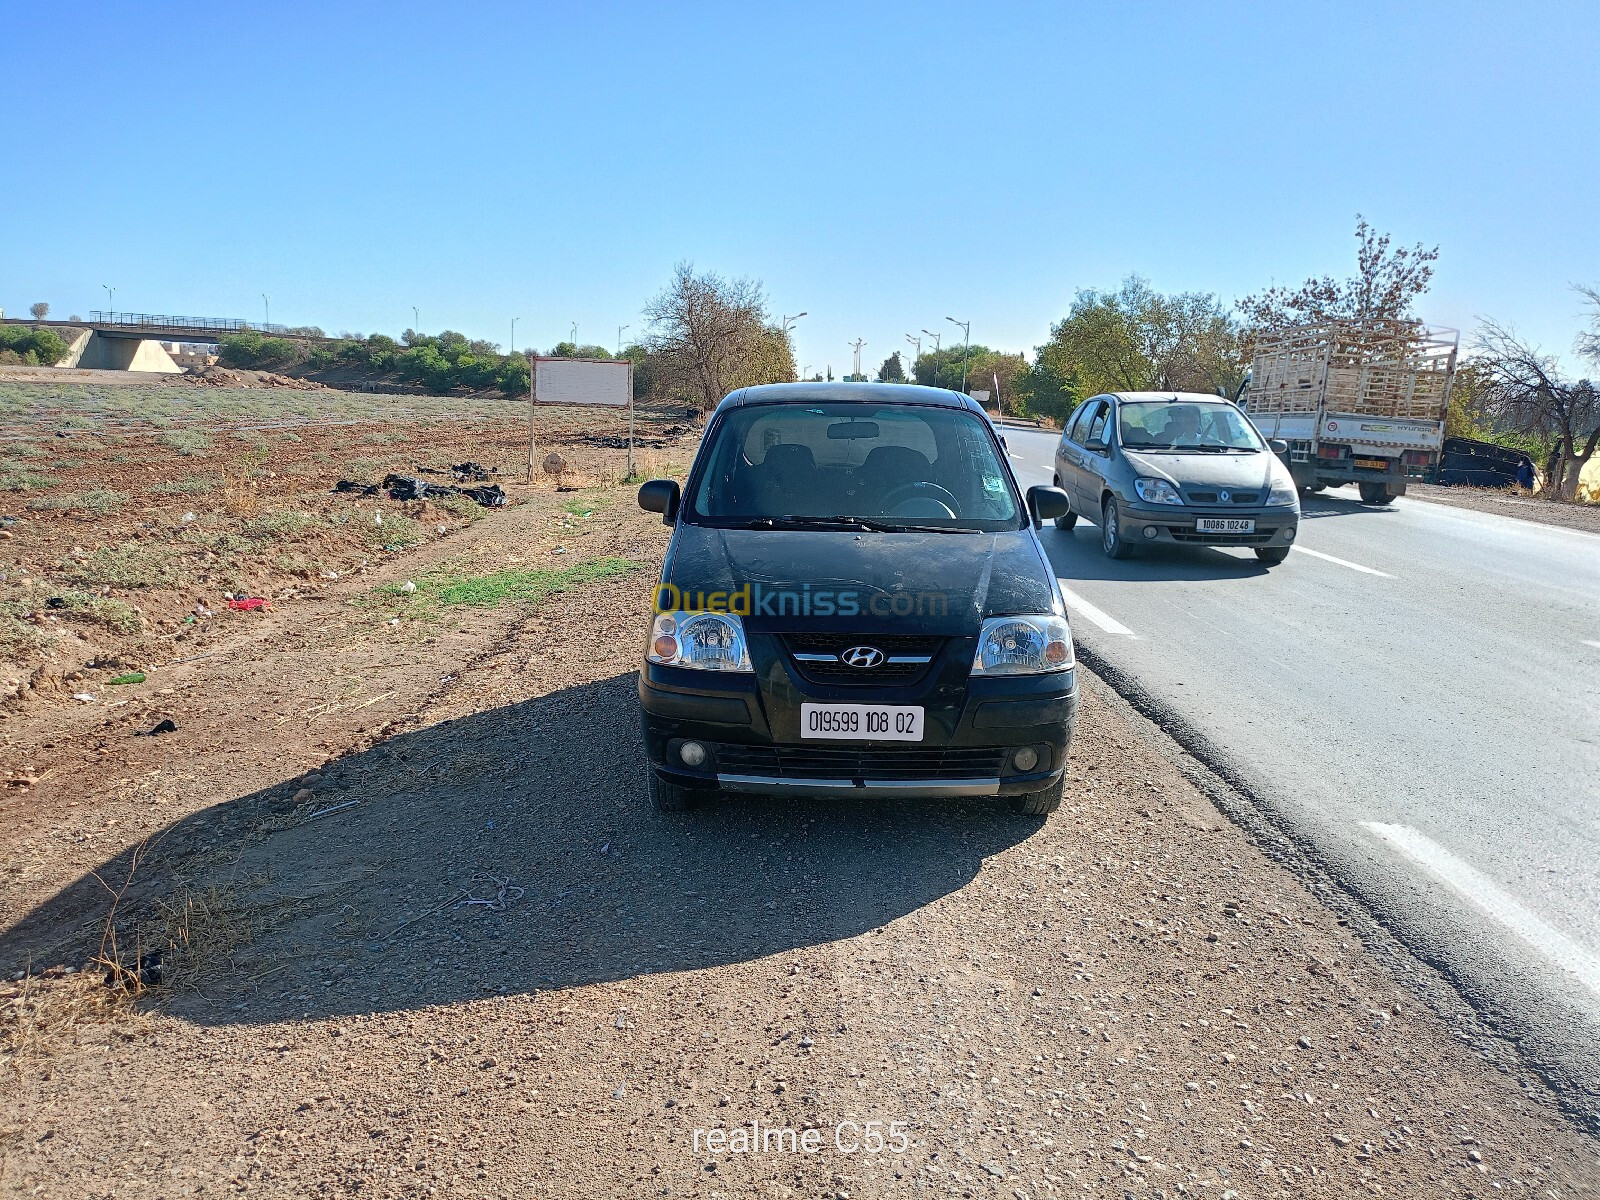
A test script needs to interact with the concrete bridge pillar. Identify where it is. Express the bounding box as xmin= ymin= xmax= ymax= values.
xmin=68 ymin=331 xmax=183 ymax=373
